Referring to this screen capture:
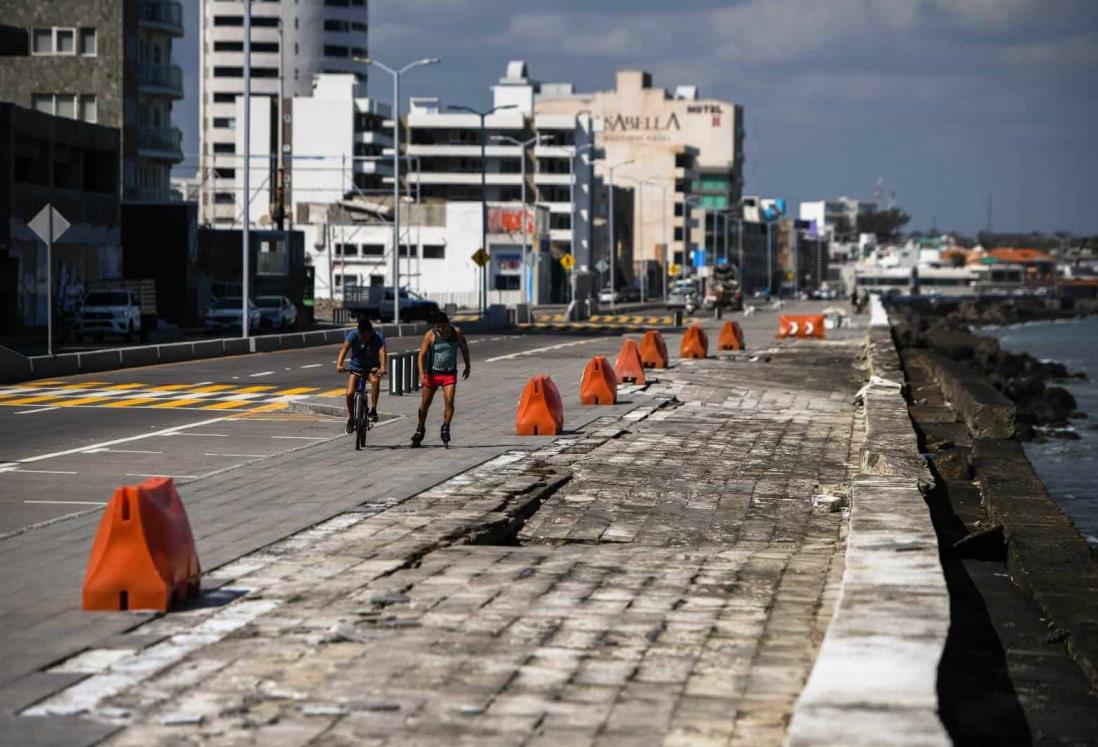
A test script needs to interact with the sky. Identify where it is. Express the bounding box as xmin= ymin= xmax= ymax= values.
xmin=175 ymin=0 xmax=1098 ymax=235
